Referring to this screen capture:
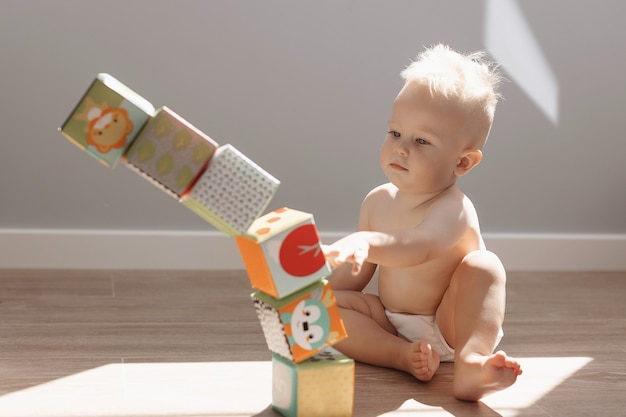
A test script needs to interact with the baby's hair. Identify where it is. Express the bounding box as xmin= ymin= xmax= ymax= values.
xmin=401 ymin=44 xmax=503 ymax=124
